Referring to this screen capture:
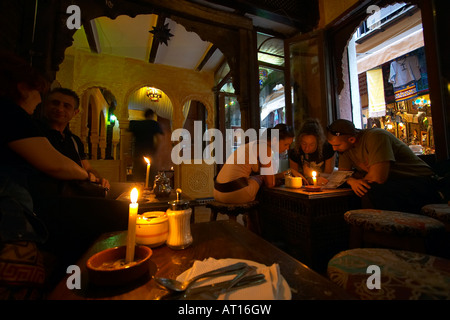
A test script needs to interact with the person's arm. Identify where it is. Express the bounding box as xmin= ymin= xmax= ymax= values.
xmin=289 ymin=159 xmax=299 ymax=172
xmin=81 ymin=159 xmax=110 ymax=189
xmin=9 ymin=137 xmax=89 ymax=180
xmin=323 ymin=154 xmax=335 ymax=174
xmin=338 ymin=155 xmax=371 ymax=197
xmin=364 ymin=161 xmax=390 ymax=184
xmin=344 ymin=161 xmax=390 ymax=197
